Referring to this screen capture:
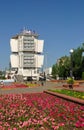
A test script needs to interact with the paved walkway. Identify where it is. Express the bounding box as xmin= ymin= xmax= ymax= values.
xmin=0 ymin=81 xmax=84 ymax=94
